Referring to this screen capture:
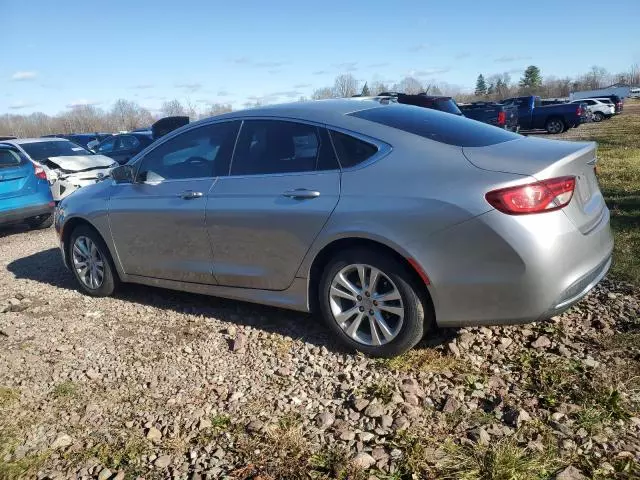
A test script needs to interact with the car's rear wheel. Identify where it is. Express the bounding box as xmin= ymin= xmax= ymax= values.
xmin=68 ymin=225 xmax=118 ymax=297
xmin=593 ymin=112 xmax=604 ymax=122
xmin=25 ymin=213 xmax=53 ymax=229
xmin=318 ymin=248 xmax=430 ymax=357
xmin=545 ymin=117 xmax=565 ymax=134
